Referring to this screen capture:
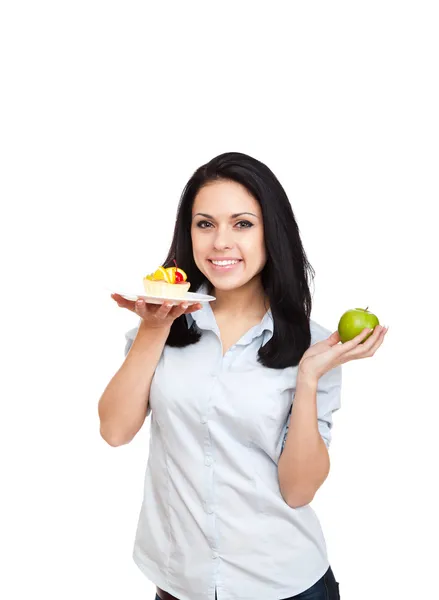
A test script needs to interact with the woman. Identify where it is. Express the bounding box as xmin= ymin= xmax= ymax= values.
xmin=100 ymin=152 xmax=387 ymax=600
